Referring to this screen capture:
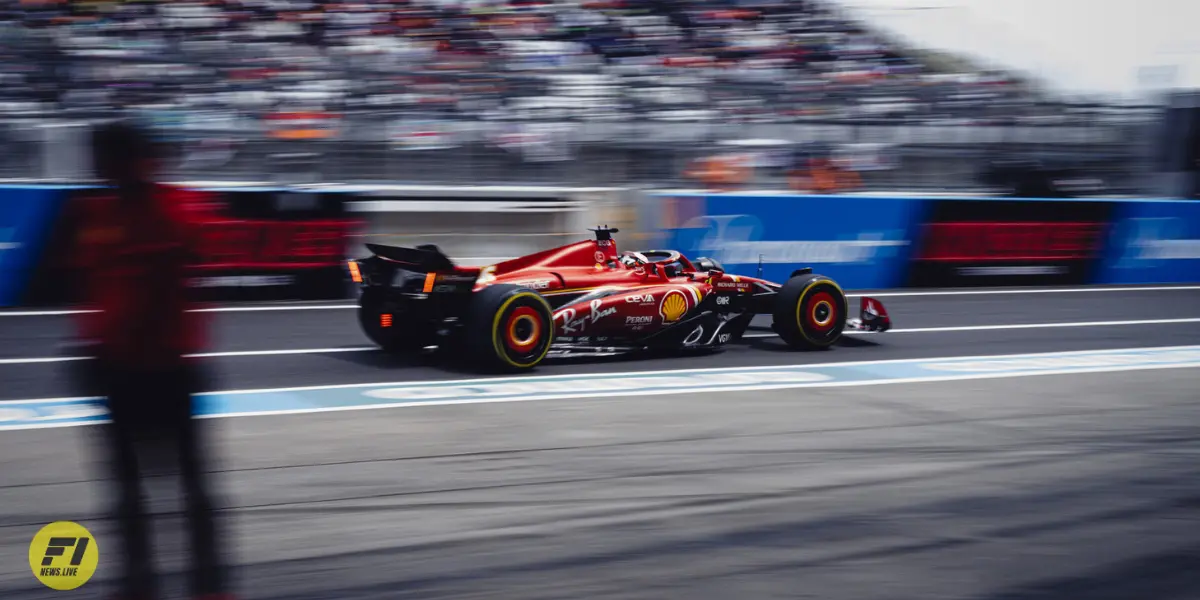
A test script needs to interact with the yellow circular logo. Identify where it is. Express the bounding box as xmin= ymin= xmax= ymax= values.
xmin=659 ymin=290 xmax=688 ymax=323
xmin=29 ymin=521 xmax=99 ymax=591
